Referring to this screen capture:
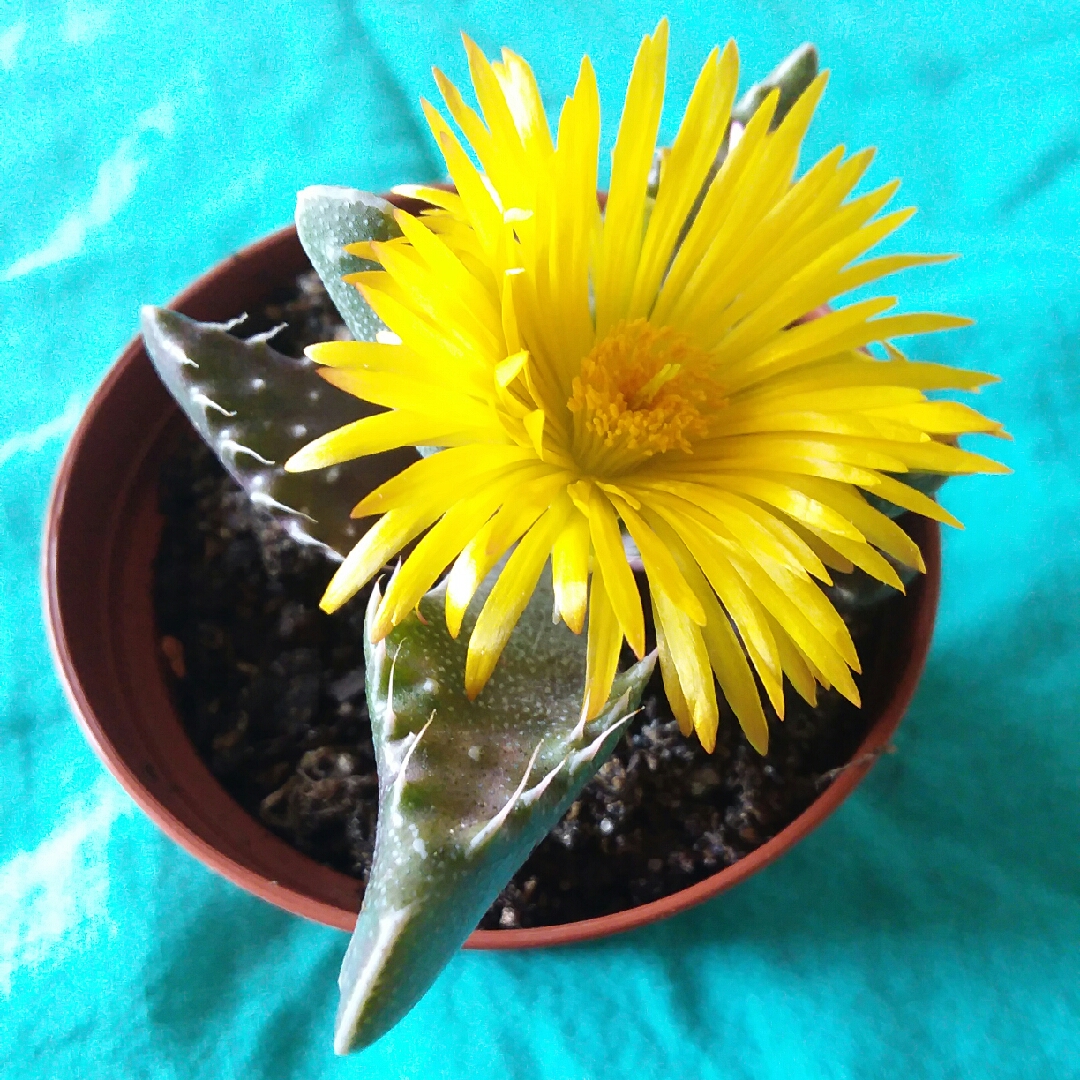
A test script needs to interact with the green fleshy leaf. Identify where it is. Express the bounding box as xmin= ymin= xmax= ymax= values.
xmin=731 ymin=42 xmax=819 ymax=128
xmin=142 ymin=306 xmax=415 ymax=557
xmin=335 ymin=570 xmax=655 ymax=1054
xmin=294 ymin=185 xmax=401 ymax=343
